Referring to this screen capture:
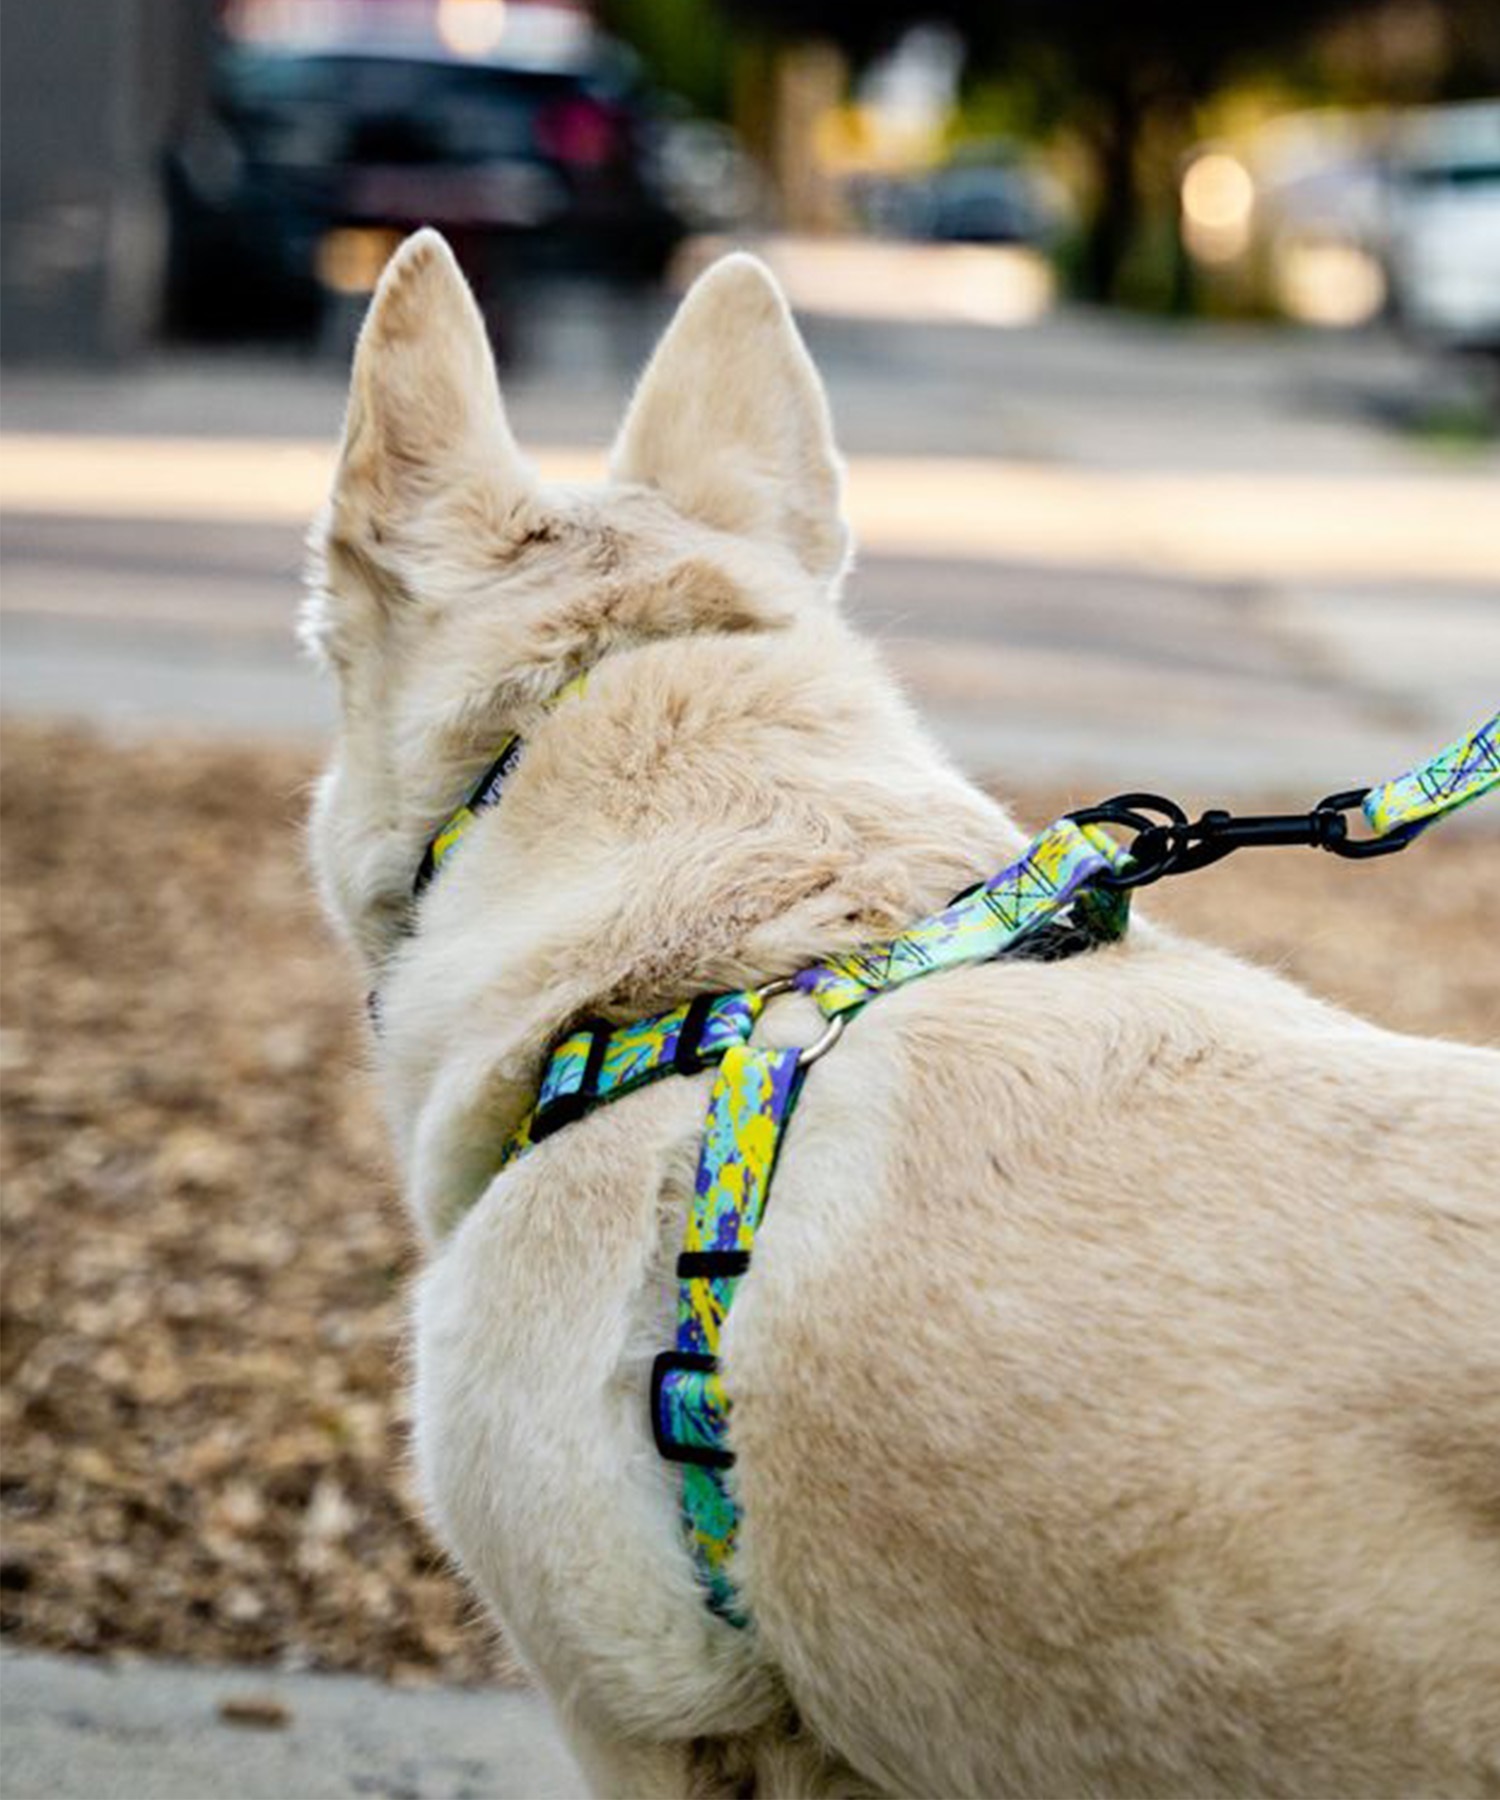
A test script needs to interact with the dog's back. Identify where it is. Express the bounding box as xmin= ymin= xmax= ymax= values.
xmin=307 ymin=233 xmax=1500 ymax=1796
xmin=730 ymin=944 xmax=1500 ymax=1794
